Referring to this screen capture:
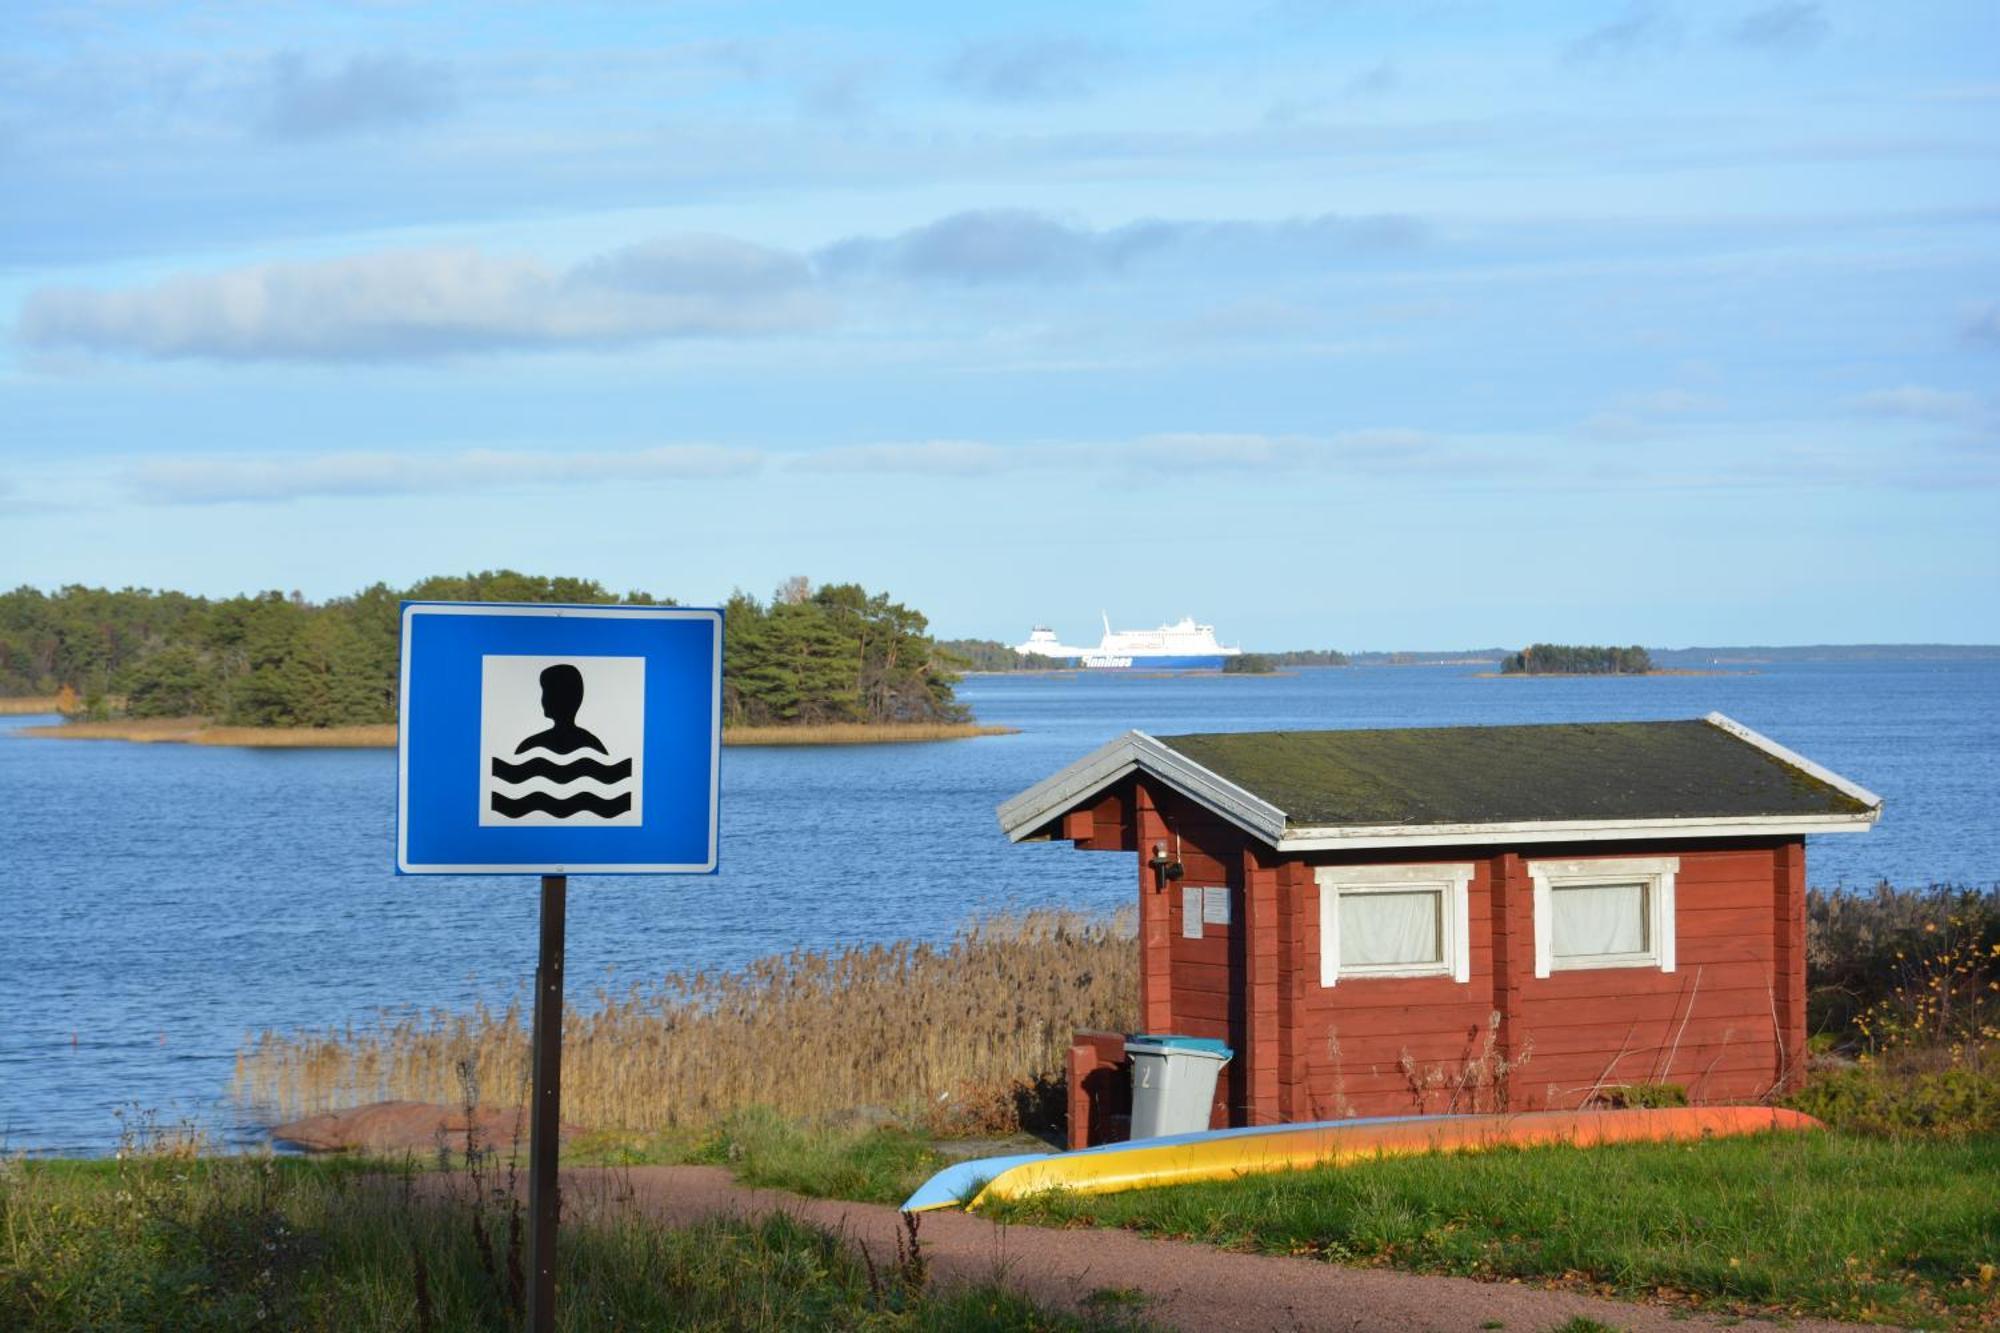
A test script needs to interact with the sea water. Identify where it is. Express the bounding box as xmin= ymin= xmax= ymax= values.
xmin=2 ymin=658 xmax=1994 ymax=1154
